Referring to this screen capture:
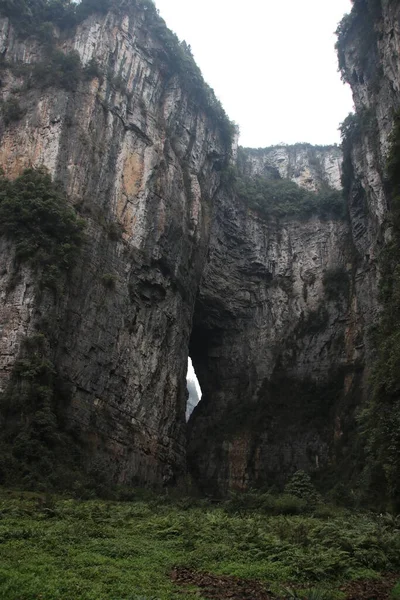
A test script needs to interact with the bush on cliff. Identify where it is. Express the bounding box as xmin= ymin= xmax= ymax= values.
xmin=0 ymin=168 xmax=86 ymax=490
xmin=230 ymin=169 xmax=345 ymax=220
xmin=0 ymin=167 xmax=85 ymax=290
xmin=284 ymin=470 xmax=320 ymax=506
